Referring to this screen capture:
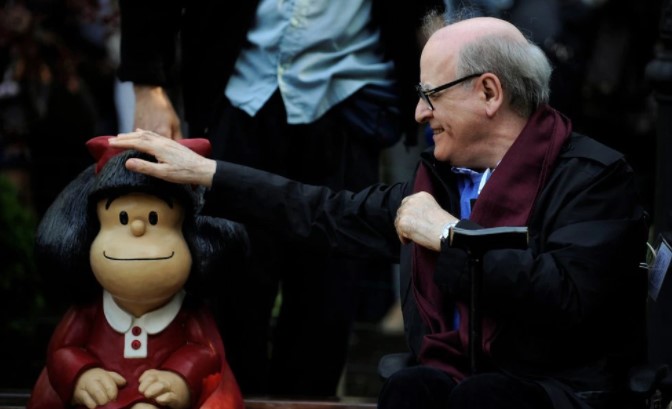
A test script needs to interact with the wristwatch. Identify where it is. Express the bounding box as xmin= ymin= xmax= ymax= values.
xmin=439 ymin=221 xmax=459 ymax=245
